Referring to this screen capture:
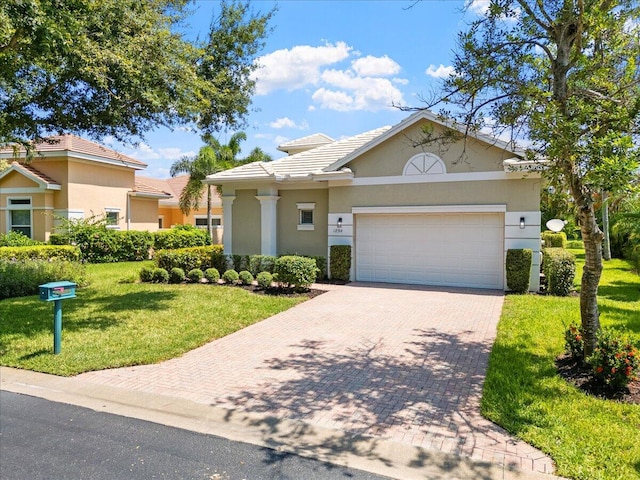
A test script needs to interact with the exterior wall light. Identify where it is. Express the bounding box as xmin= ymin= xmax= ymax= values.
xmin=520 ymin=217 xmax=526 ymax=229
xmin=337 ymin=217 xmax=343 ymax=228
